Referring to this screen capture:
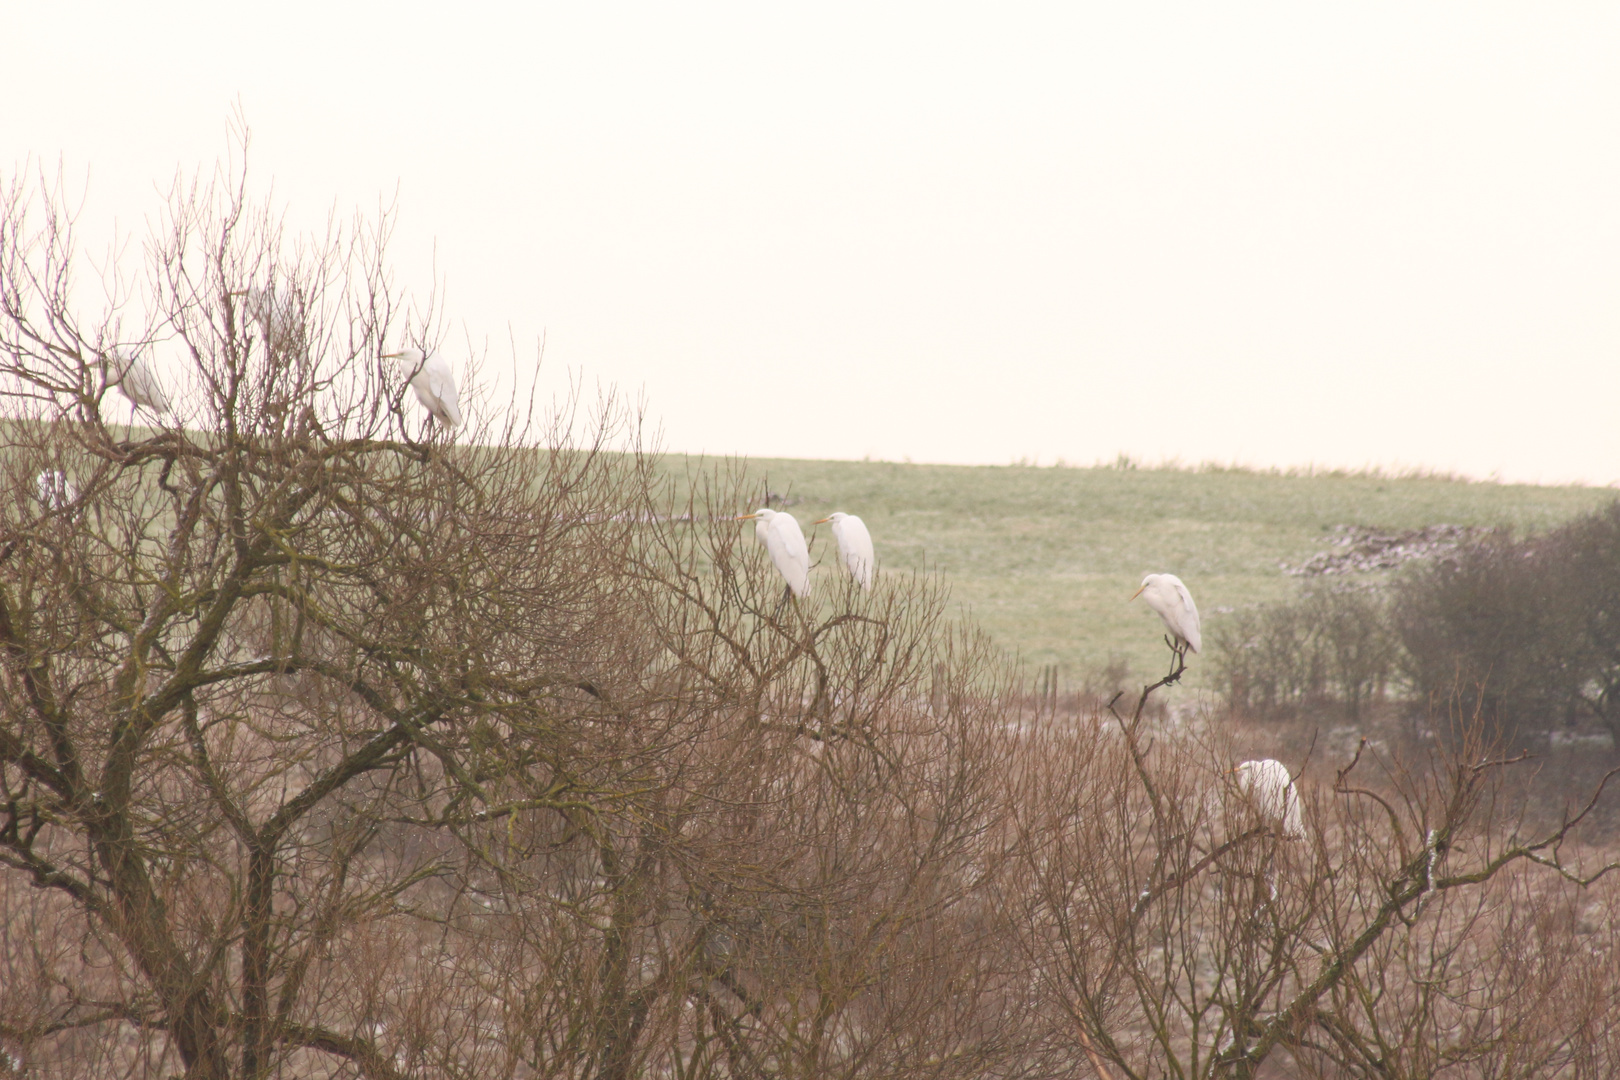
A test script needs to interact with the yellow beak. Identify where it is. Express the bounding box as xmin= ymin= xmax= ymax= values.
xmin=1129 ymin=584 xmax=1147 ymax=602
xmin=813 ymin=517 xmax=831 ymax=525
xmin=735 ymin=513 xmax=759 ymax=521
